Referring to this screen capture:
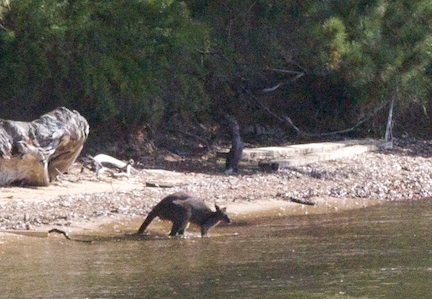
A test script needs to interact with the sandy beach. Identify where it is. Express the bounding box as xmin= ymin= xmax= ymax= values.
xmin=0 ymin=138 xmax=431 ymax=237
